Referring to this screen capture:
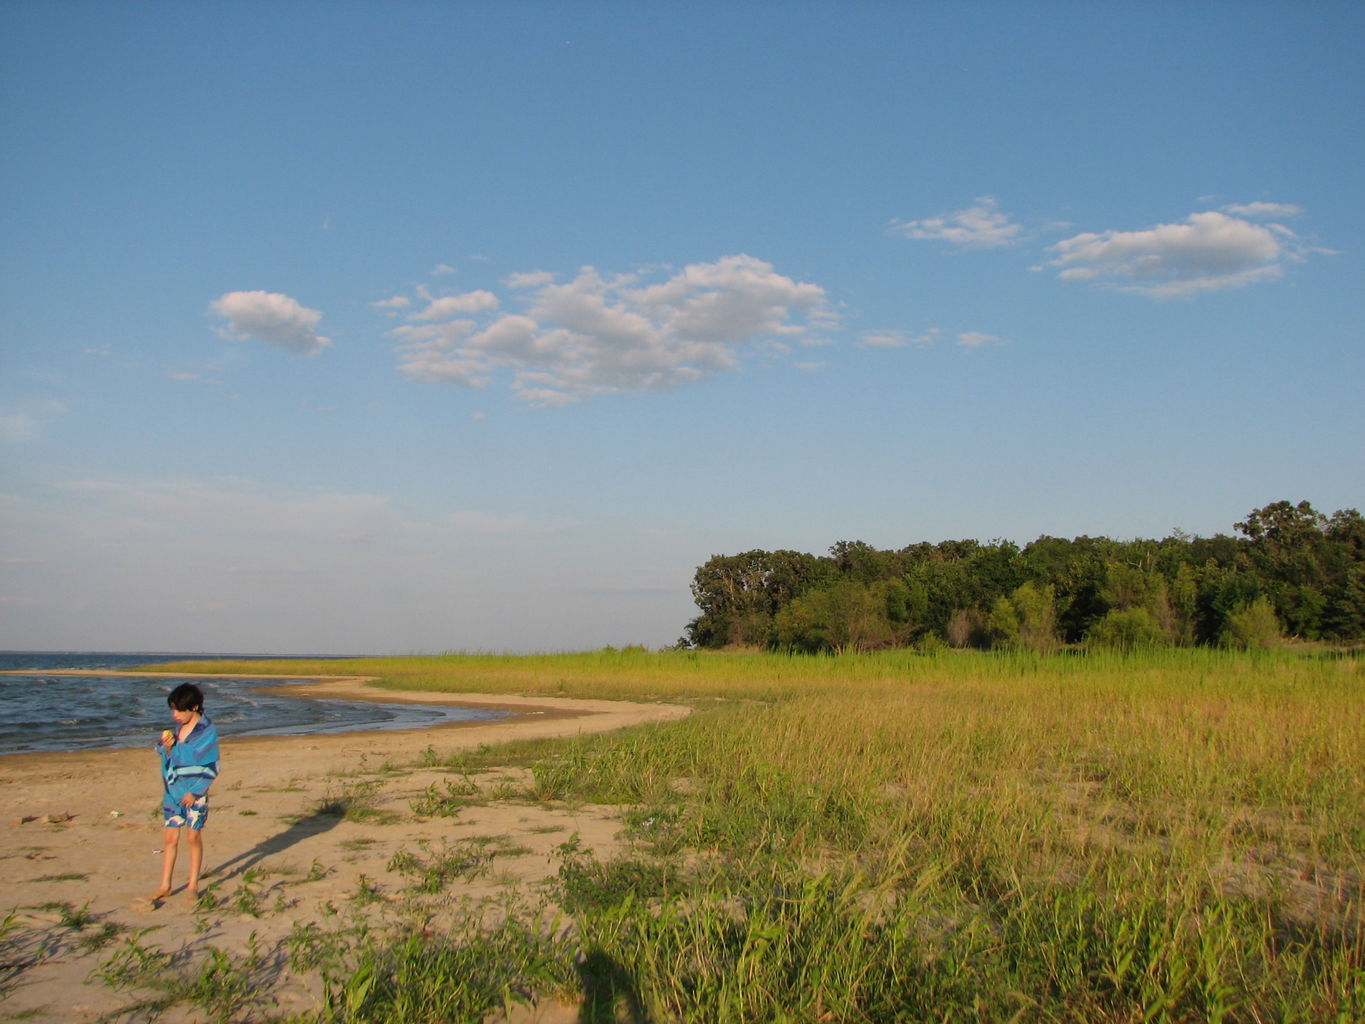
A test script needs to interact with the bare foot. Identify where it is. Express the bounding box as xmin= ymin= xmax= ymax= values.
xmin=148 ymin=888 xmax=172 ymax=901
xmin=184 ymin=889 xmax=200 ymax=907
